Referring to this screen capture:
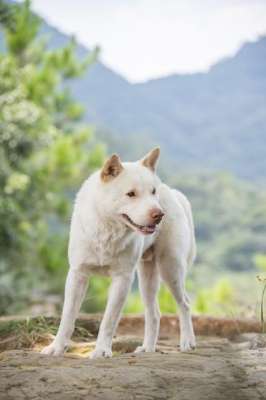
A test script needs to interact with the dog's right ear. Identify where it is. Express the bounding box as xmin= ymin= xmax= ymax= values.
xmin=100 ymin=154 xmax=123 ymax=182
